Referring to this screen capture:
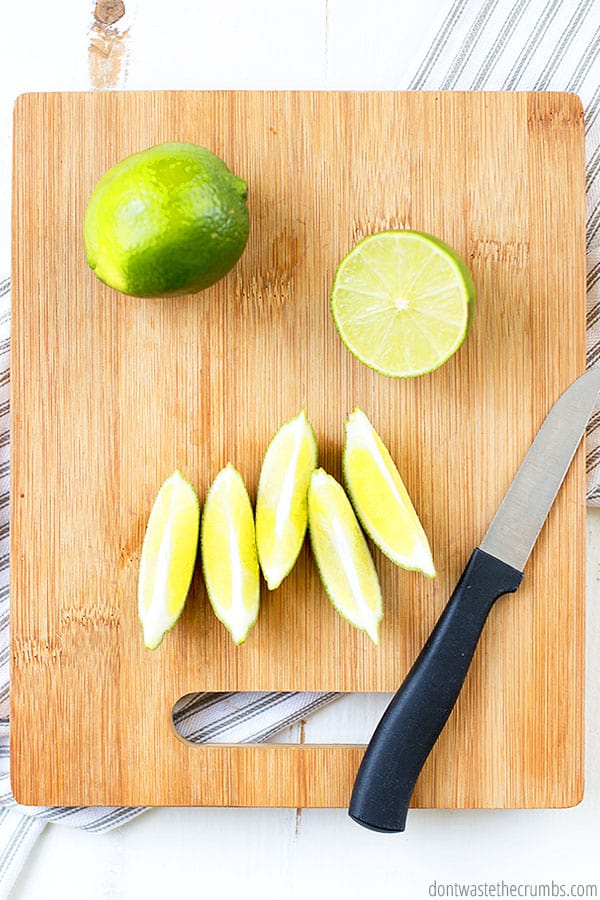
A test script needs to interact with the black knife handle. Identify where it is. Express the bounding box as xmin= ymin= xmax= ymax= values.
xmin=349 ymin=547 xmax=523 ymax=833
